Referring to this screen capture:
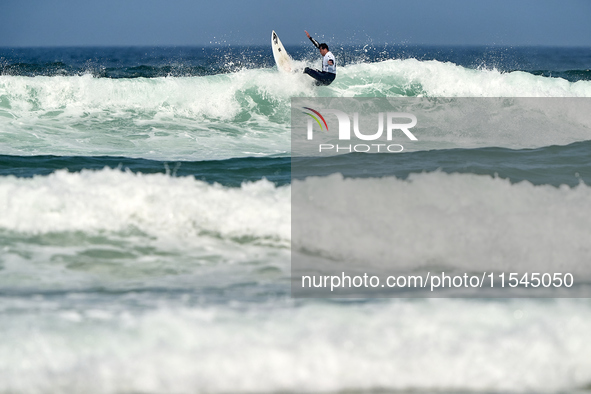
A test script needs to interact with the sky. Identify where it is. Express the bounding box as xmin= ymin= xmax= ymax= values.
xmin=2 ymin=0 xmax=591 ymax=47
